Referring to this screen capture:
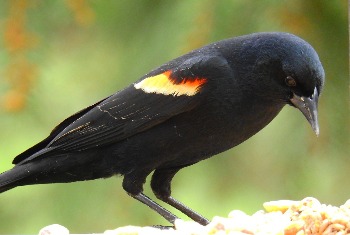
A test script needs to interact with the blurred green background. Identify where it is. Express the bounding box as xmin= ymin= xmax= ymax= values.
xmin=0 ymin=0 xmax=348 ymax=233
